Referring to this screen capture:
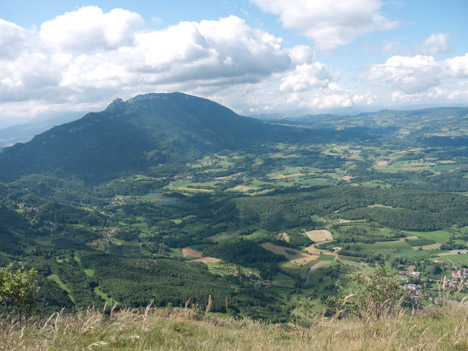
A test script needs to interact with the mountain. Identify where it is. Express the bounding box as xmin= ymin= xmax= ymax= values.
xmin=0 ymin=93 xmax=287 ymax=183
